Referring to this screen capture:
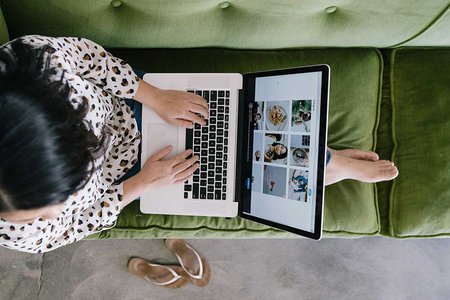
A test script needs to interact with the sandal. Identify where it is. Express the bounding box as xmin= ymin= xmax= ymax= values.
xmin=127 ymin=257 xmax=189 ymax=288
xmin=164 ymin=239 xmax=211 ymax=287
